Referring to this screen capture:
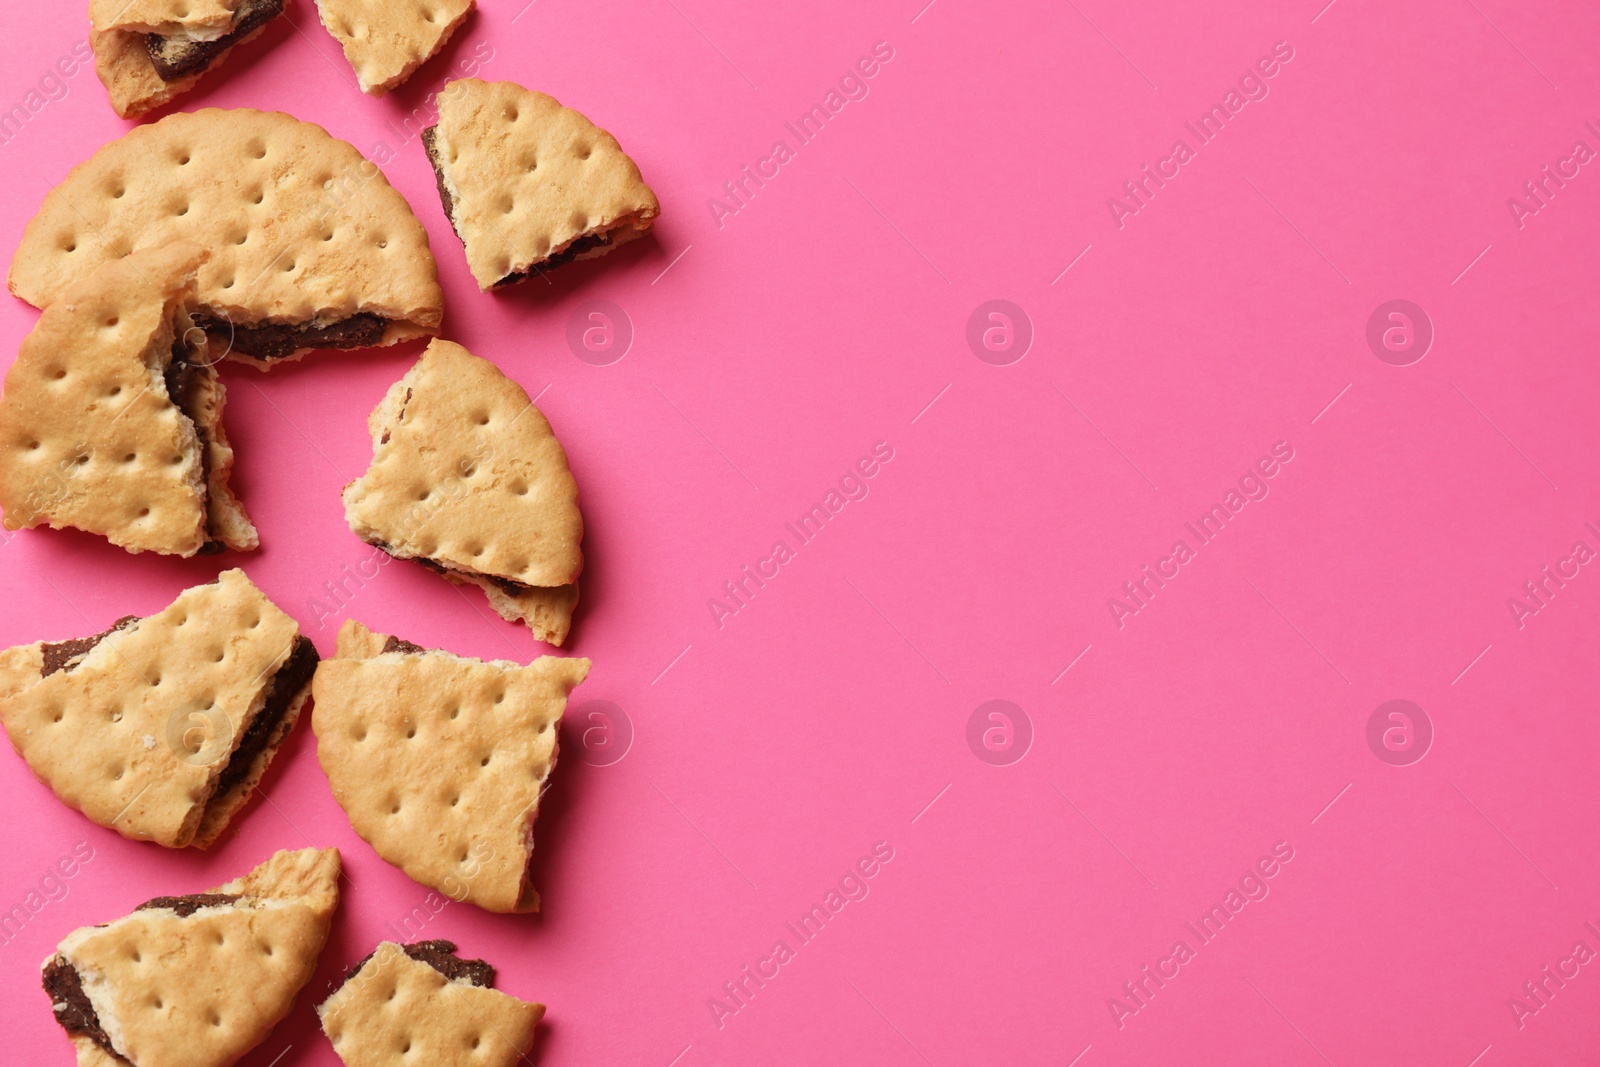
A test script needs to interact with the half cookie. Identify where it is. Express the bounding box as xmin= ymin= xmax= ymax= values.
xmin=312 ymin=618 xmax=589 ymax=912
xmin=0 ymin=569 xmax=319 ymax=848
xmin=320 ymin=940 xmax=543 ymax=1066
xmin=43 ymin=847 xmax=340 ymax=1067
xmin=90 ymin=0 xmax=286 ymax=118
xmin=341 ymin=338 xmax=583 ymax=645
xmin=0 ymin=241 xmax=256 ymax=556
xmin=423 ymin=78 xmax=659 ymax=289
xmin=9 ymin=108 xmax=444 ymax=367
xmin=315 ymin=0 xmax=474 ymax=96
